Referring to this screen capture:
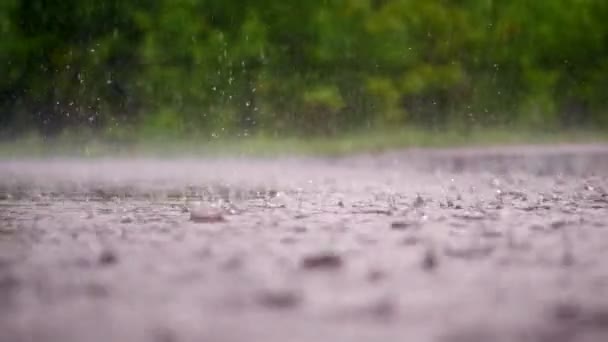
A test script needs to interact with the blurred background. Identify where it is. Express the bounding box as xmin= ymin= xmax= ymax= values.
xmin=1 ymin=0 xmax=607 ymax=151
